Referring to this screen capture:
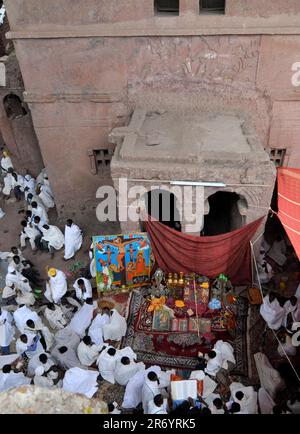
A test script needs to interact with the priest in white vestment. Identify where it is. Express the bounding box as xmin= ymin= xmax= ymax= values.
xmin=77 ymin=335 xmax=102 ymax=367
xmin=45 ymin=268 xmax=68 ymax=304
xmin=114 ymin=355 xmax=145 ymax=386
xmin=64 ymin=219 xmax=83 ymax=260
xmin=73 ymin=277 xmax=93 ymax=302
xmin=103 ymin=308 xmax=127 ymax=342
xmin=148 ymin=395 xmax=168 ymax=415
xmin=260 ymin=293 xmax=285 ymax=330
